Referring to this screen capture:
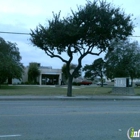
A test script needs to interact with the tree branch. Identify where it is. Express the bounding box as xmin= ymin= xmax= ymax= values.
xmin=75 ymin=44 xmax=83 ymax=55
xmin=72 ymin=51 xmax=88 ymax=77
xmin=67 ymin=46 xmax=73 ymax=64
xmin=45 ymin=50 xmax=68 ymax=63
xmin=71 ymin=46 xmax=82 ymax=56
xmin=88 ymin=50 xmax=103 ymax=56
